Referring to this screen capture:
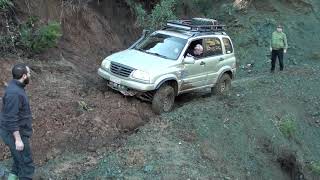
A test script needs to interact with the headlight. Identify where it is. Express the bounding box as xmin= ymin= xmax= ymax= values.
xmin=131 ymin=70 xmax=150 ymax=82
xmin=101 ymin=59 xmax=111 ymax=70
